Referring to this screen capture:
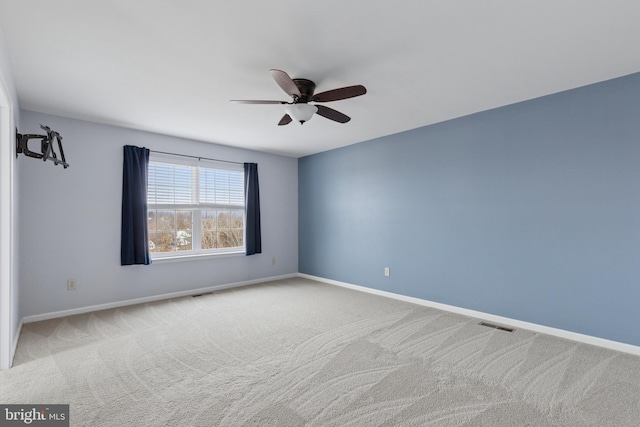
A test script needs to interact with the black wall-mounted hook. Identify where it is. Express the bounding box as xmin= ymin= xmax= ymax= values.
xmin=16 ymin=124 xmax=69 ymax=168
